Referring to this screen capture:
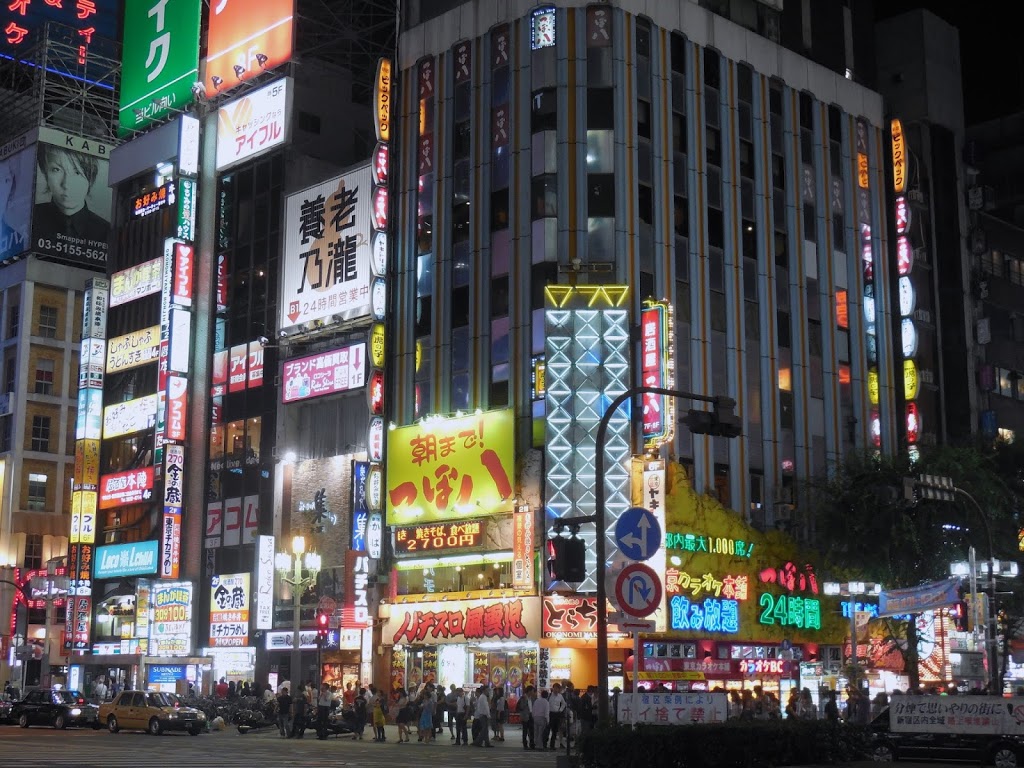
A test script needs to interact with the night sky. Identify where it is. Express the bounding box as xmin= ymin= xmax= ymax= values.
xmin=874 ymin=1 xmax=1023 ymax=124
